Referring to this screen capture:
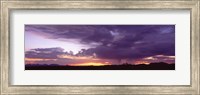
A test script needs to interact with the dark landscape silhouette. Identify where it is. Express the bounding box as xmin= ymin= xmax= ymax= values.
xmin=25 ymin=62 xmax=175 ymax=70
